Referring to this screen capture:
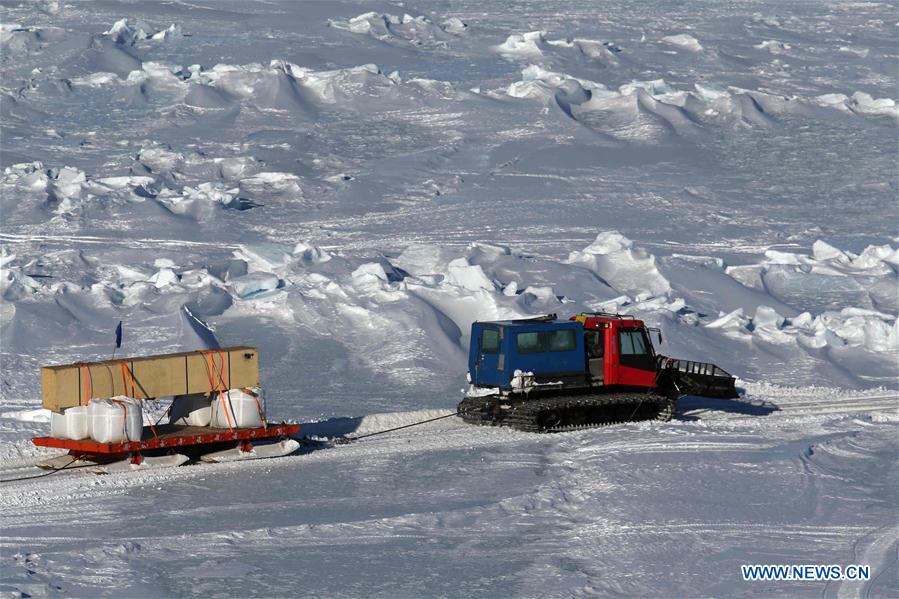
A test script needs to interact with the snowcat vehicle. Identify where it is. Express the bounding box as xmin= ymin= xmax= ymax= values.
xmin=458 ymin=313 xmax=738 ymax=432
